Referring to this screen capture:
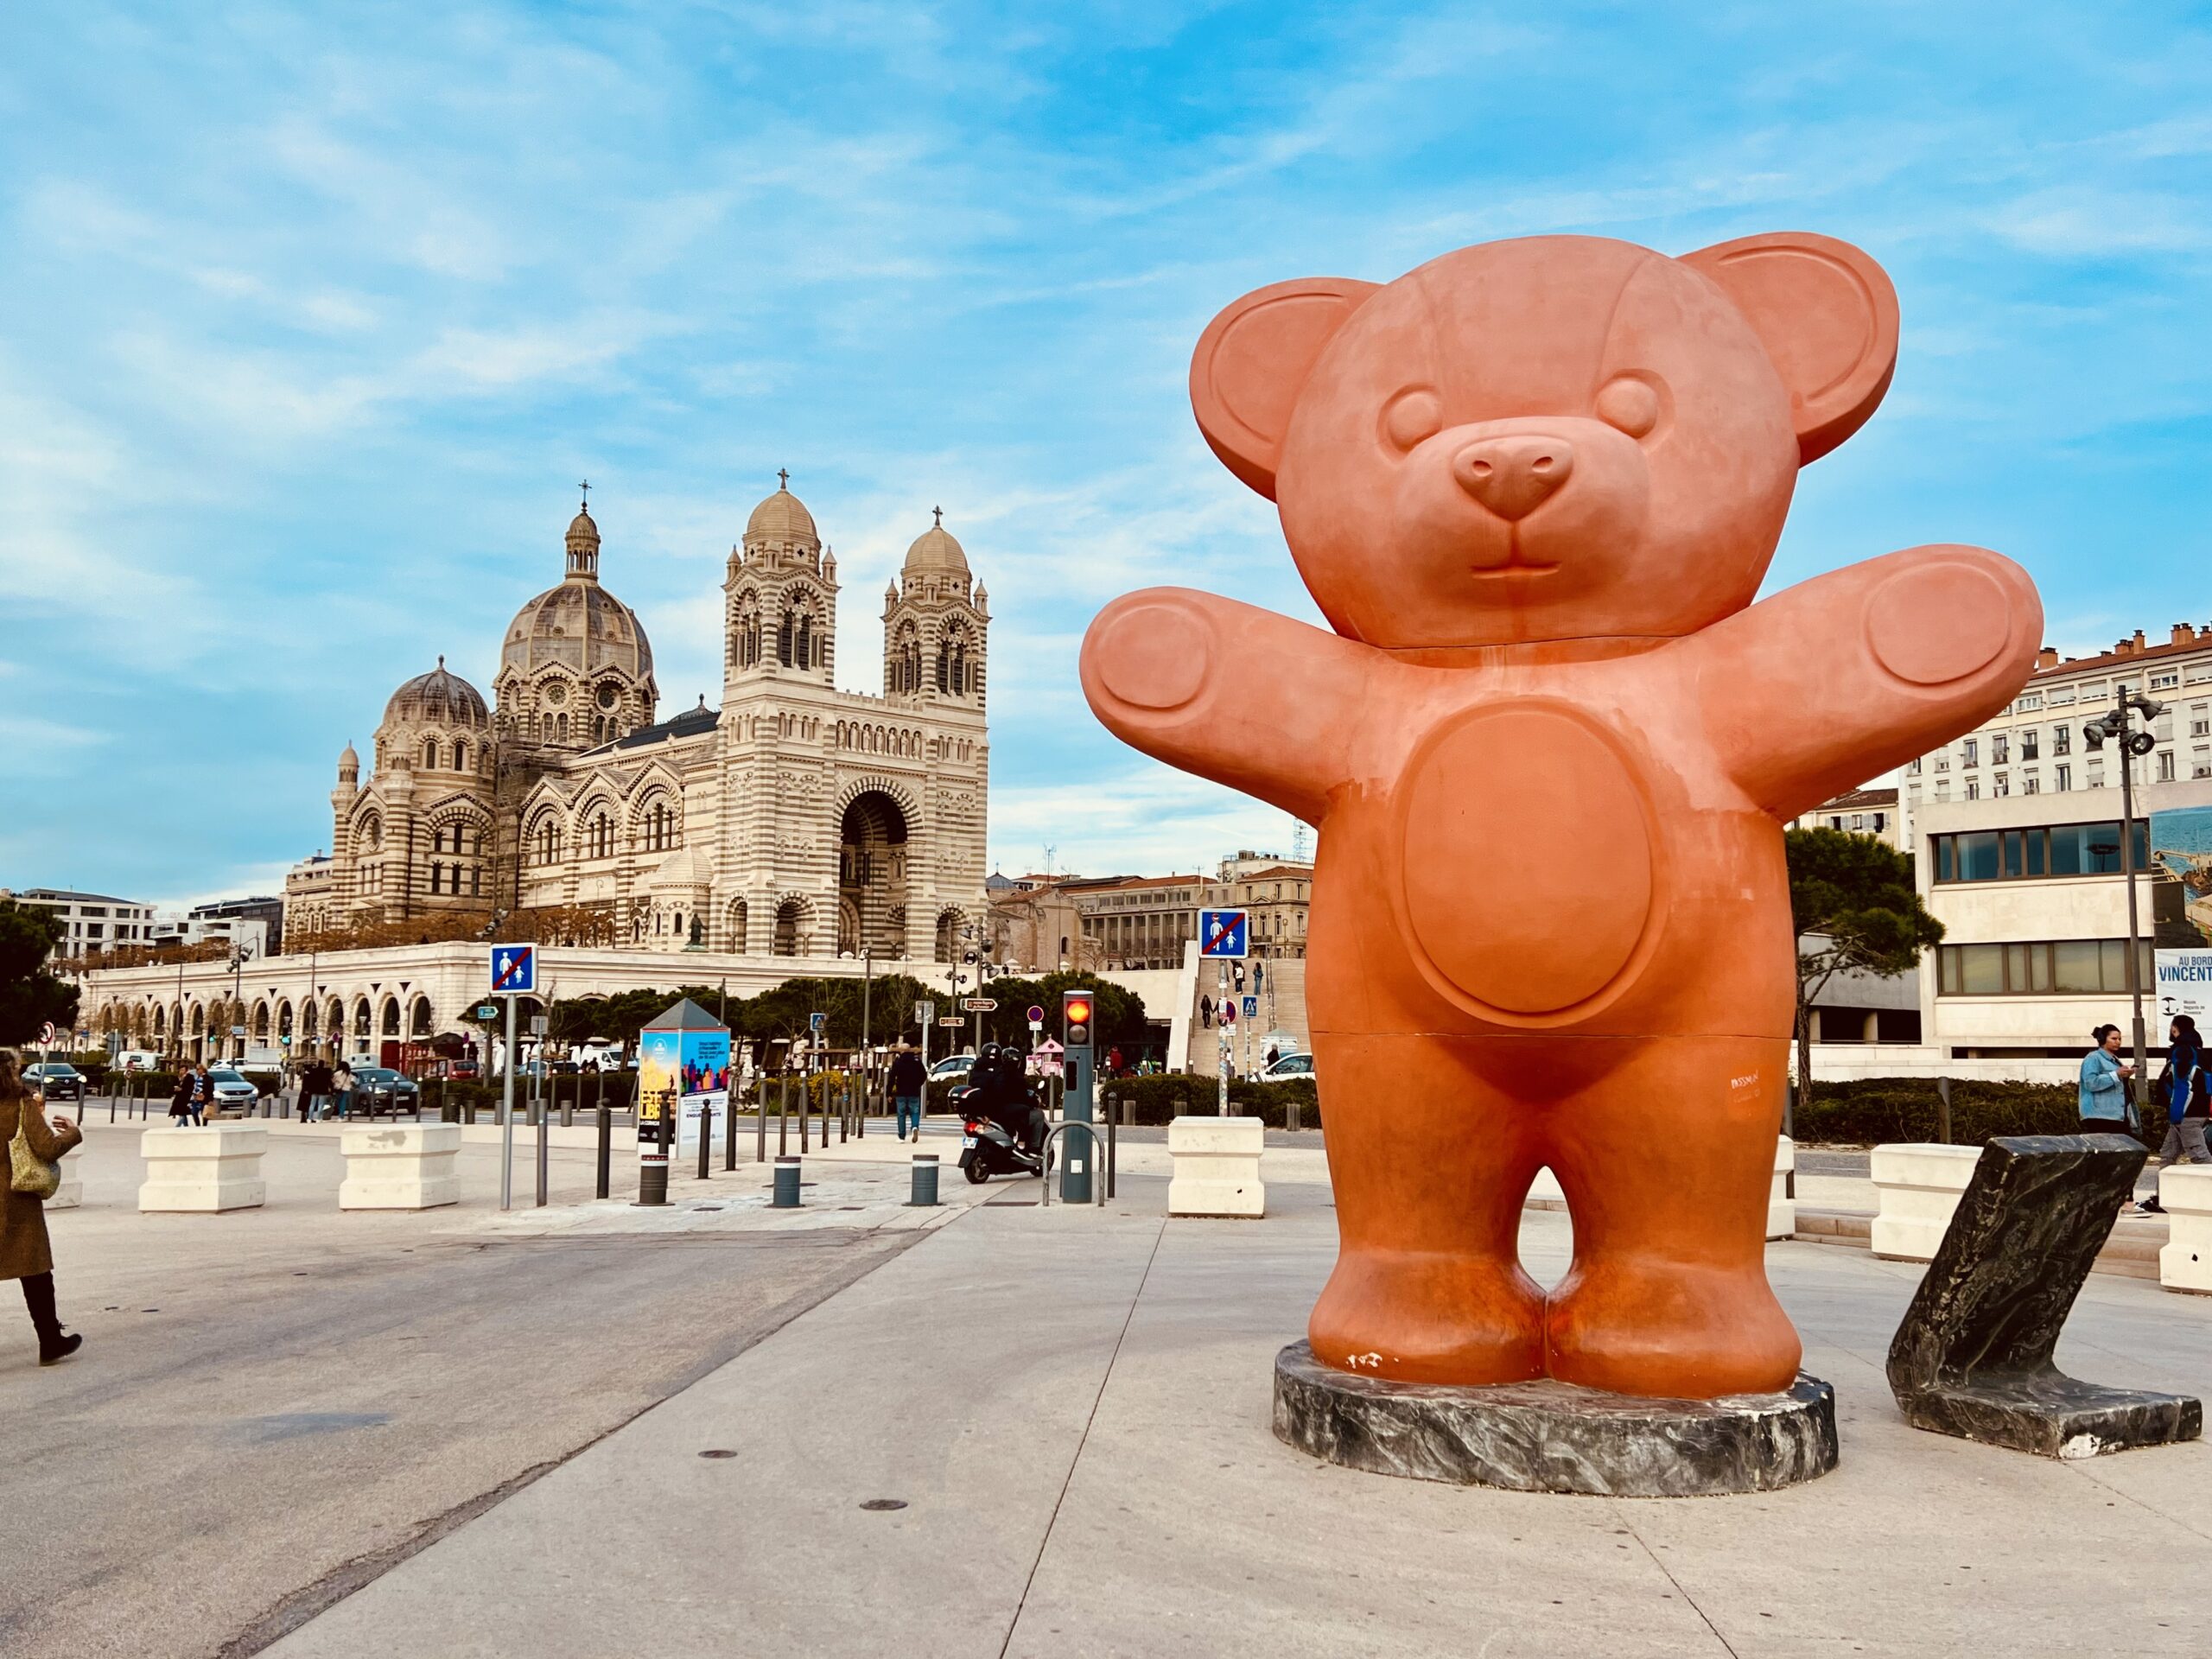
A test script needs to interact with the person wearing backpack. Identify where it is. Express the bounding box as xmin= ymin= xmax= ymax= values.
xmin=4 ymin=1052 xmax=86 ymax=1364
xmin=2142 ymin=1014 xmax=2212 ymax=1214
